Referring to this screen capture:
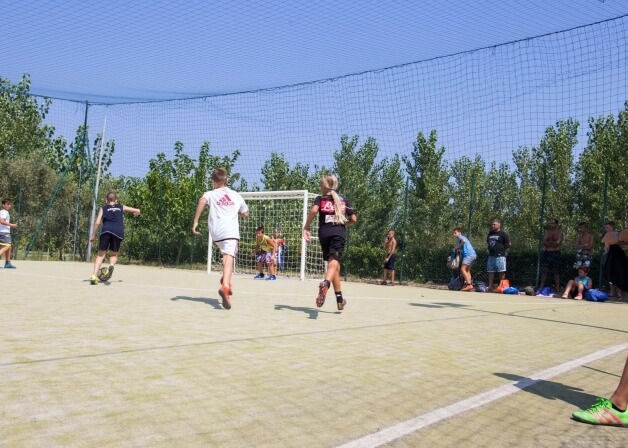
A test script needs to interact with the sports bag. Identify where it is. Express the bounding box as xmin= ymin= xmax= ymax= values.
xmin=447 ymin=250 xmax=461 ymax=270
xmin=584 ymin=289 xmax=609 ymax=302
